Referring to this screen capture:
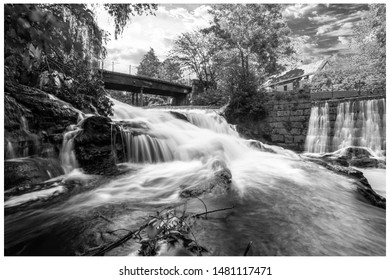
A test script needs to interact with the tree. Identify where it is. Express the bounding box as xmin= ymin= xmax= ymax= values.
xmin=207 ymin=4 xmax=293 ymax=85
xmin=158 ymin=58 xmax=184 ymax=83
xmin=310 ymin=4 xmax=386 ymax=92
xmin=137 ymin=47 xmax=161 ymax=78
xmin=170 ymin=30 xmax=224 ymax=90
xmin=4 ymin=4 xmax=157 ymax=115
xmin=205 ymin=4 xmax=293 ymax=121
